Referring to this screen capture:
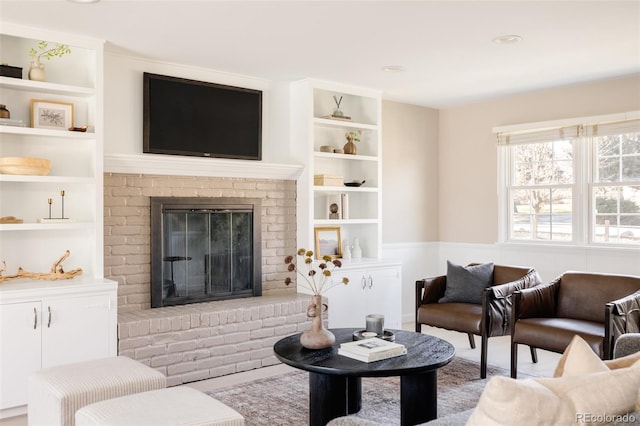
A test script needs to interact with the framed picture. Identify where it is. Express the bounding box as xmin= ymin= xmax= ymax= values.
xmin=30 ymin=99 xmax=74 ymax=130
xmin=314 ymin=226 xmax=342 ymax=259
